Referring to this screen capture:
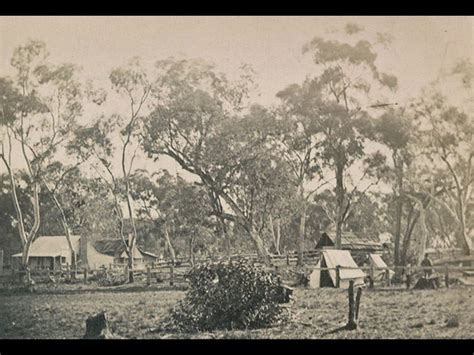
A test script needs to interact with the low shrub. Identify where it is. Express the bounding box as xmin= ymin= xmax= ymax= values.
xmin=165 ymin=258 xmax=291 ymax=332
xmin=96 ymin=270 xmax=127 ymax=287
